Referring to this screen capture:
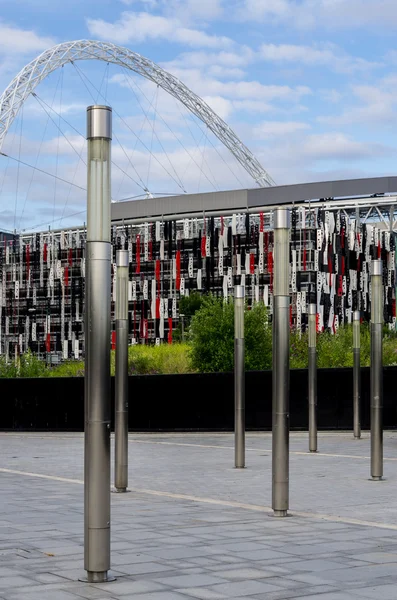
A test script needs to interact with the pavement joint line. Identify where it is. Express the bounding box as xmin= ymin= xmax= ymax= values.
xmin=128 ymin=439 xmax=397 ymax=461
xmin=0 ymin=431 xmax=376 ymax=438
xmin=1 ymin=433 xmax=392 ymax=461
xmin=2 ymin=466 xmax=397 ymax=532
